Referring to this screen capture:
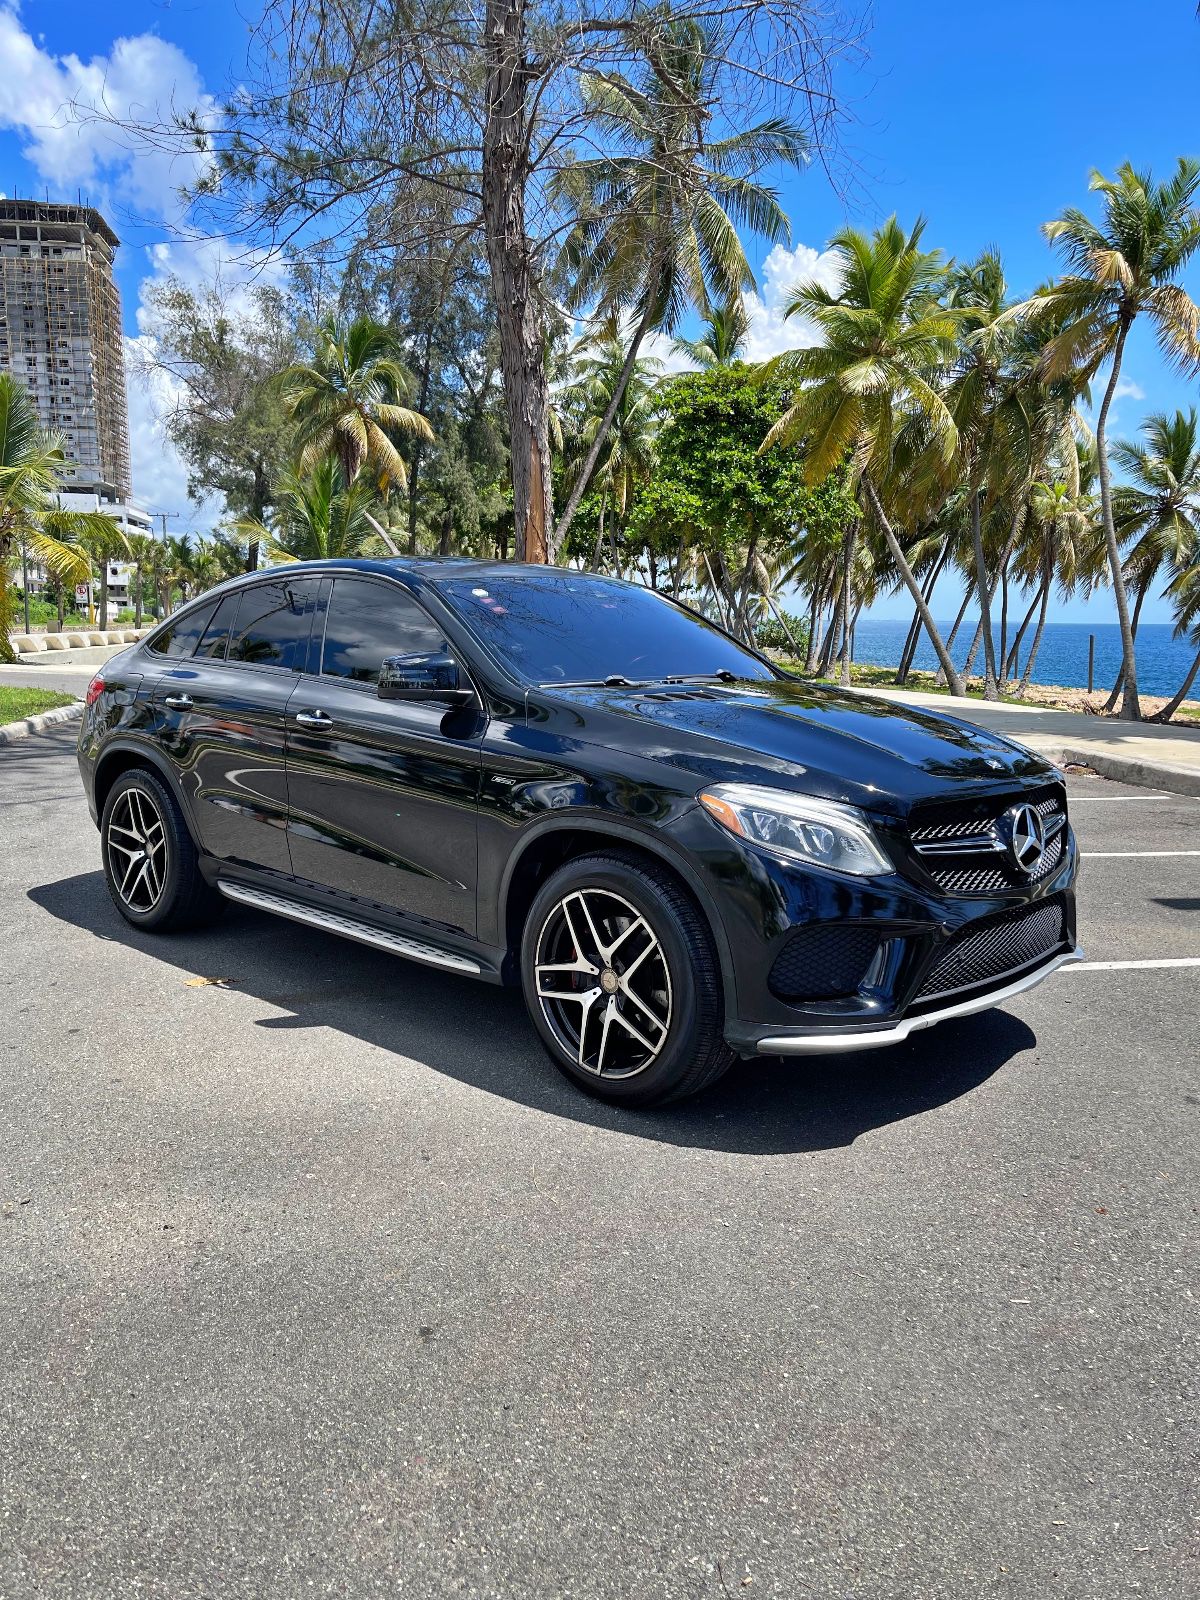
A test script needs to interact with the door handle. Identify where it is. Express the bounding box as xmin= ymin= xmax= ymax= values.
xmin=163 ymin=693 xmax=193 ymax=710
xmin=294 ymin=710 xmax=333 ymax=729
